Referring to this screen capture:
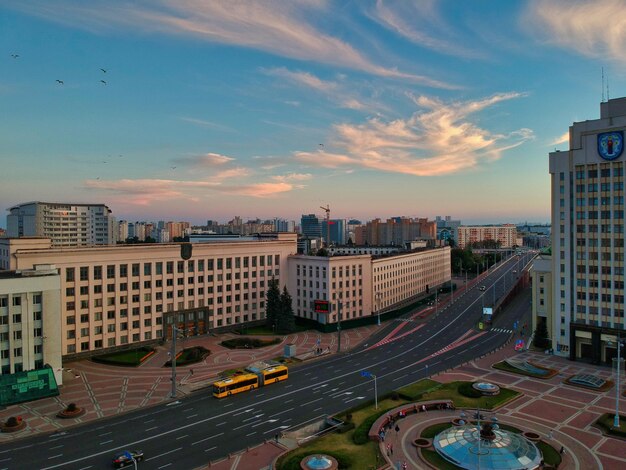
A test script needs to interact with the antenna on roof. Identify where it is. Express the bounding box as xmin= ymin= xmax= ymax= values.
xmin=607 ymin=73 xmax=610 ymax=101
xmin=602 ymin=67 xmax=605 ymax=102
